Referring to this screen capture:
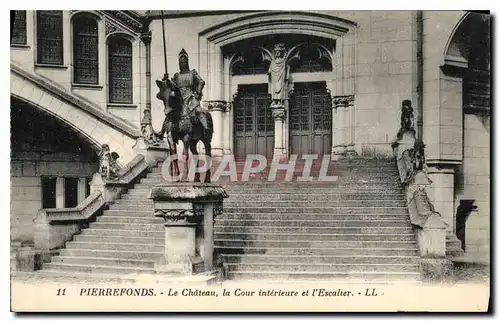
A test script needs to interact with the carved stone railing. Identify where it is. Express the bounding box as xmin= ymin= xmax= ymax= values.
xmin=392 ymin=100 xmax=452 ymax=277
xmin=33 ymin=191 xmax=106 ymax=263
